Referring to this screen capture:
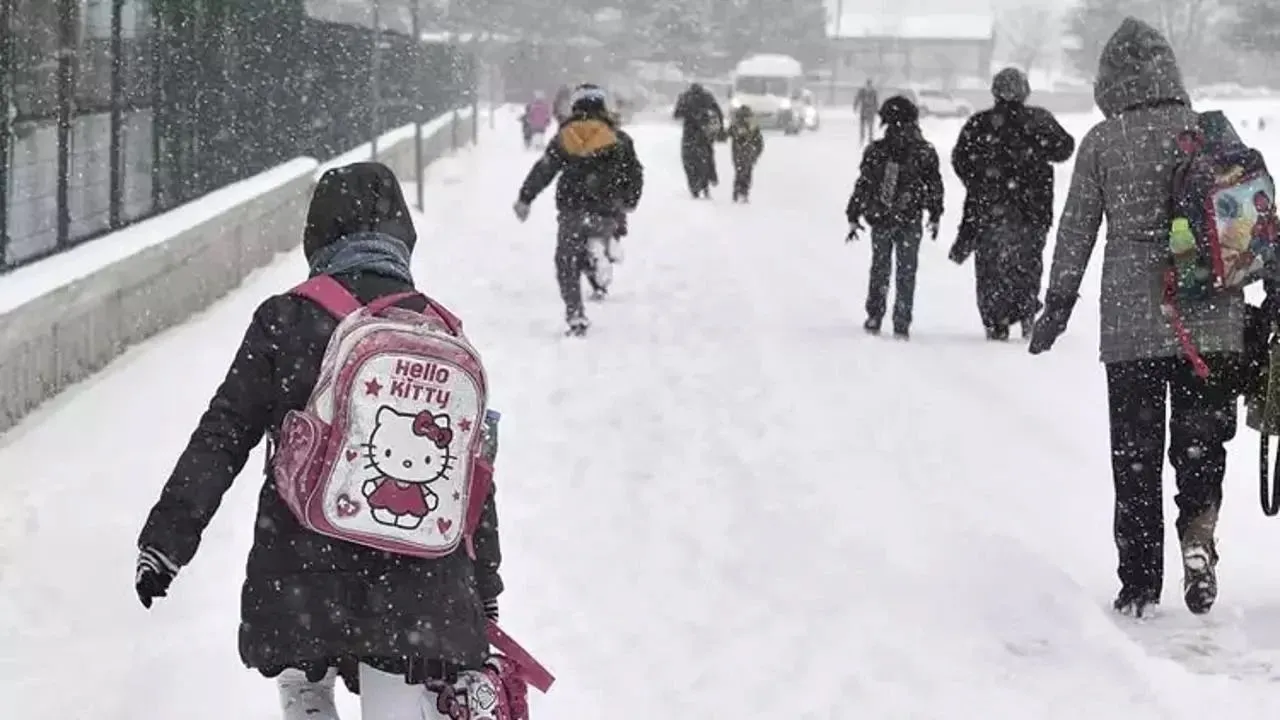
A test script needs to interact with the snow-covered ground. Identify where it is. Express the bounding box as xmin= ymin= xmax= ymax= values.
xmin=5 ymin=105 xmax=1280 ymax=719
